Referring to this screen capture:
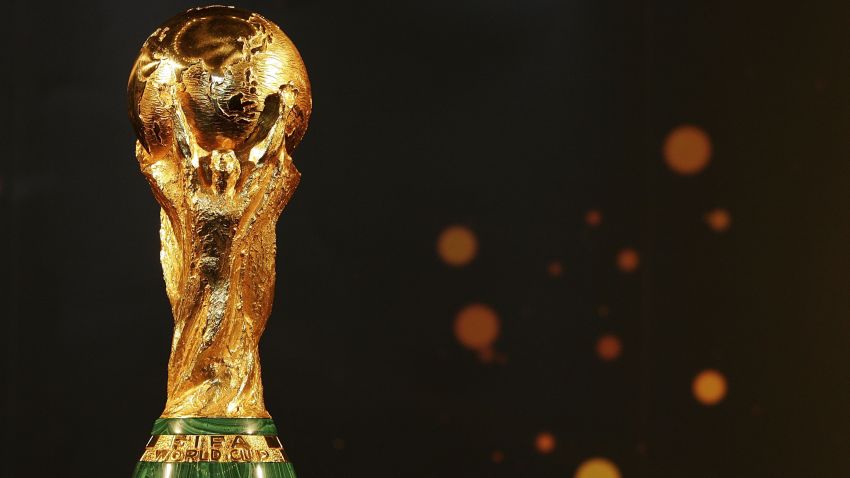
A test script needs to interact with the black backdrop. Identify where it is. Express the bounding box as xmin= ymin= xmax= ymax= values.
xmin=3 ymin=1 xmax=850 ymax=477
